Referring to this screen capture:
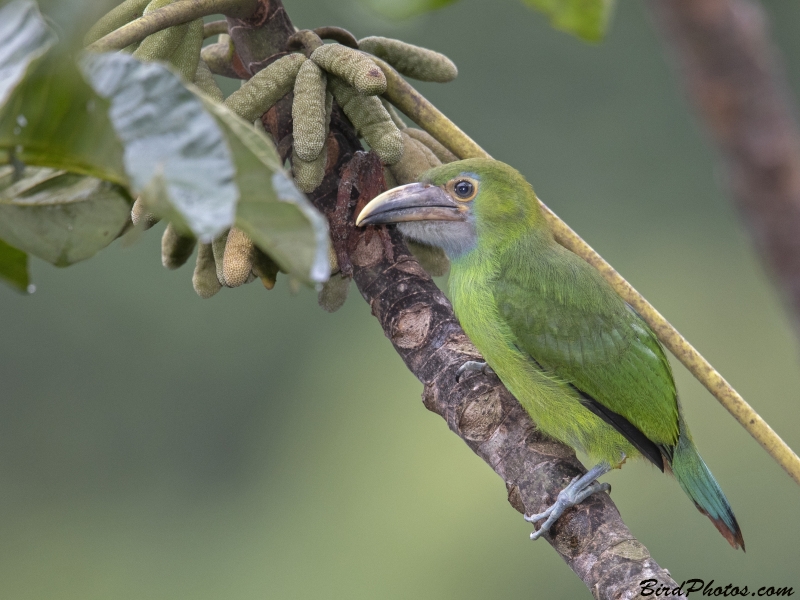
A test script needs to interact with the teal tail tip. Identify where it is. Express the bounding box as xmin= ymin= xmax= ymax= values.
xmin=671 ymin=435 xmax=745 ymax=551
